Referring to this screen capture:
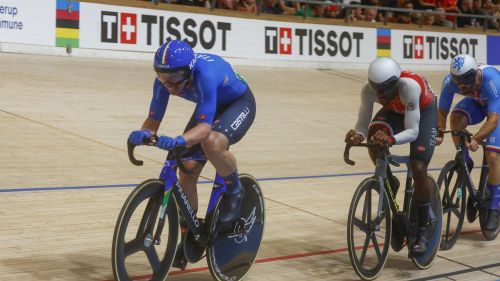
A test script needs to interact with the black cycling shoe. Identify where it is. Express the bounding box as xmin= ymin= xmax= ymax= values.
xmin=218 ymin=182 xmax=245 ymax=224
xmin=412 ymin=203 xmax=436 ymax=255
xmin=486 ymin=209 xmax=499 ymax=231
xmin=172 ymin=244 xmax=188 ymax=270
